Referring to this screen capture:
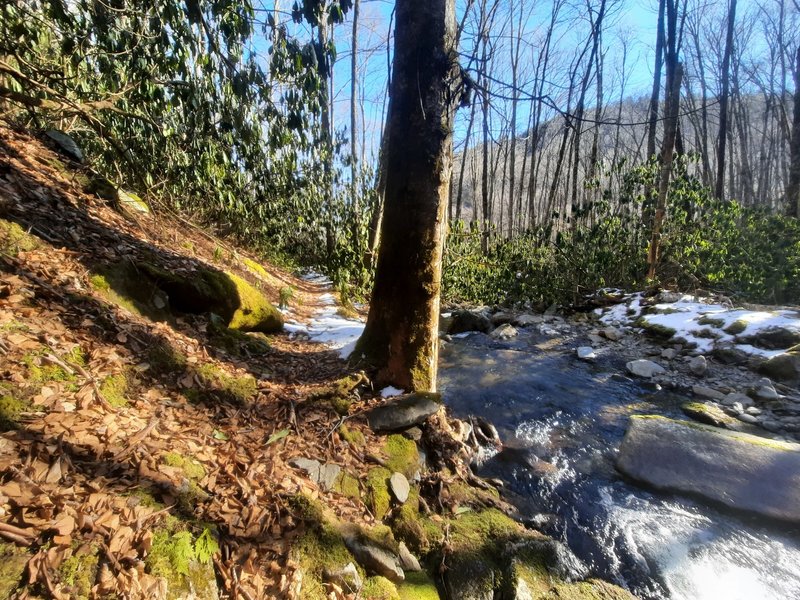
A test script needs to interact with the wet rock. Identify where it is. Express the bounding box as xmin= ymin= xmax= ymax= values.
xmin=723 ymin=392 xmax=753 ymax=408
xmin=689 ymin=355 xmax=708 ymax=376
xmin=576 ymin=347 xmax=596 ymax=360
xmin=449 ymin=310 xmax=492 ymax=334
xmin=491 ymin=323 xmax=518 ymax=340
xmin=323 ymin=562 xmax=363 ymax=592
xmin=602 ymin=327 xmax=623 ymax=341
xmin=693 ymin=385 xmax=725 ymax=401
xmin=737 ymin=413 xmax=760 ymax=424
xmin=711 ymin=343 xmax=749 ymax=365
xmin=491 ymin=311 xmax=514 ymax=326
xmin=397 ymin=542 xmax=421 ymax=572
xmin=681 ymin=402 xmax=738 ymax=429
xmin=617 ymin=415 xmax=800 ymax=523
xmin=45 ymin=129 xmax=83 ymax=162
xmin=343 ymin=535 xmax=404 ymax=583
xmin=626 ymin=359 xmax=666 ymax=378
xmin=366 ymin=392 xmax=442 ymax=432
xmin=389 ymin=472 xmax=410 ymax=504
xmin=754 ymin=384 xmax=780 ymax=401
